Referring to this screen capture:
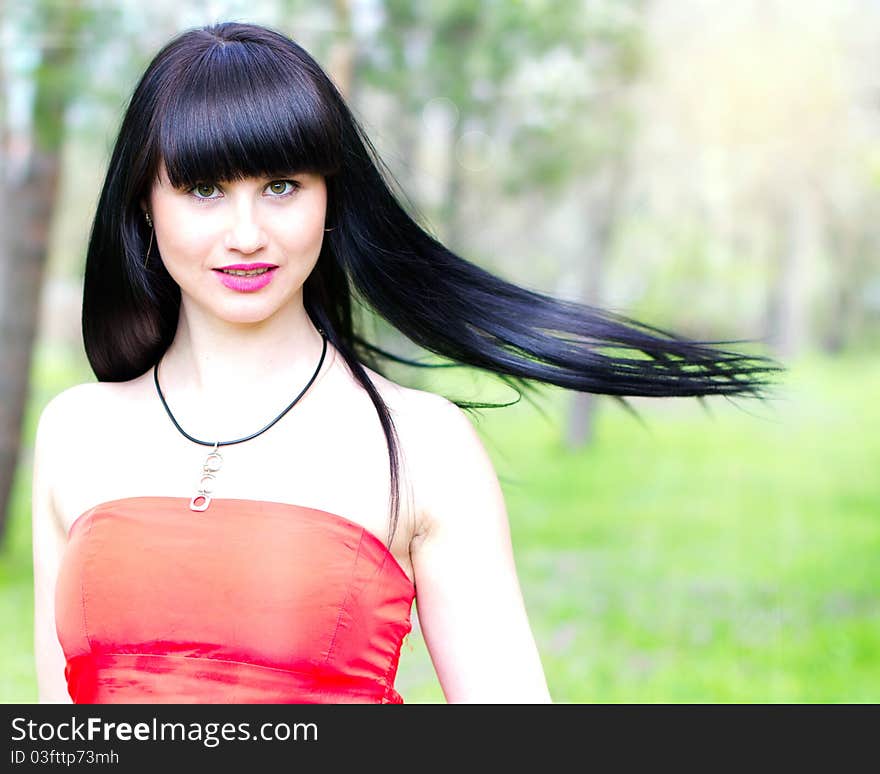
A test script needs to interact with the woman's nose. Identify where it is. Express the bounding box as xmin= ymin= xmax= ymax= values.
xmin=224 ymin=205 xmax=267 ymax=254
